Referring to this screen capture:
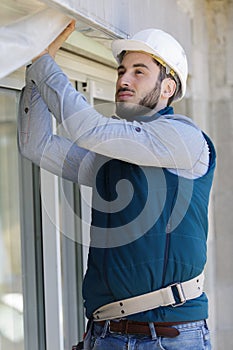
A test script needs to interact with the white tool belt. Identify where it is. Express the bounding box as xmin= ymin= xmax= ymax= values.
xmin=93 ymin=272 xmax=204 ymax=321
